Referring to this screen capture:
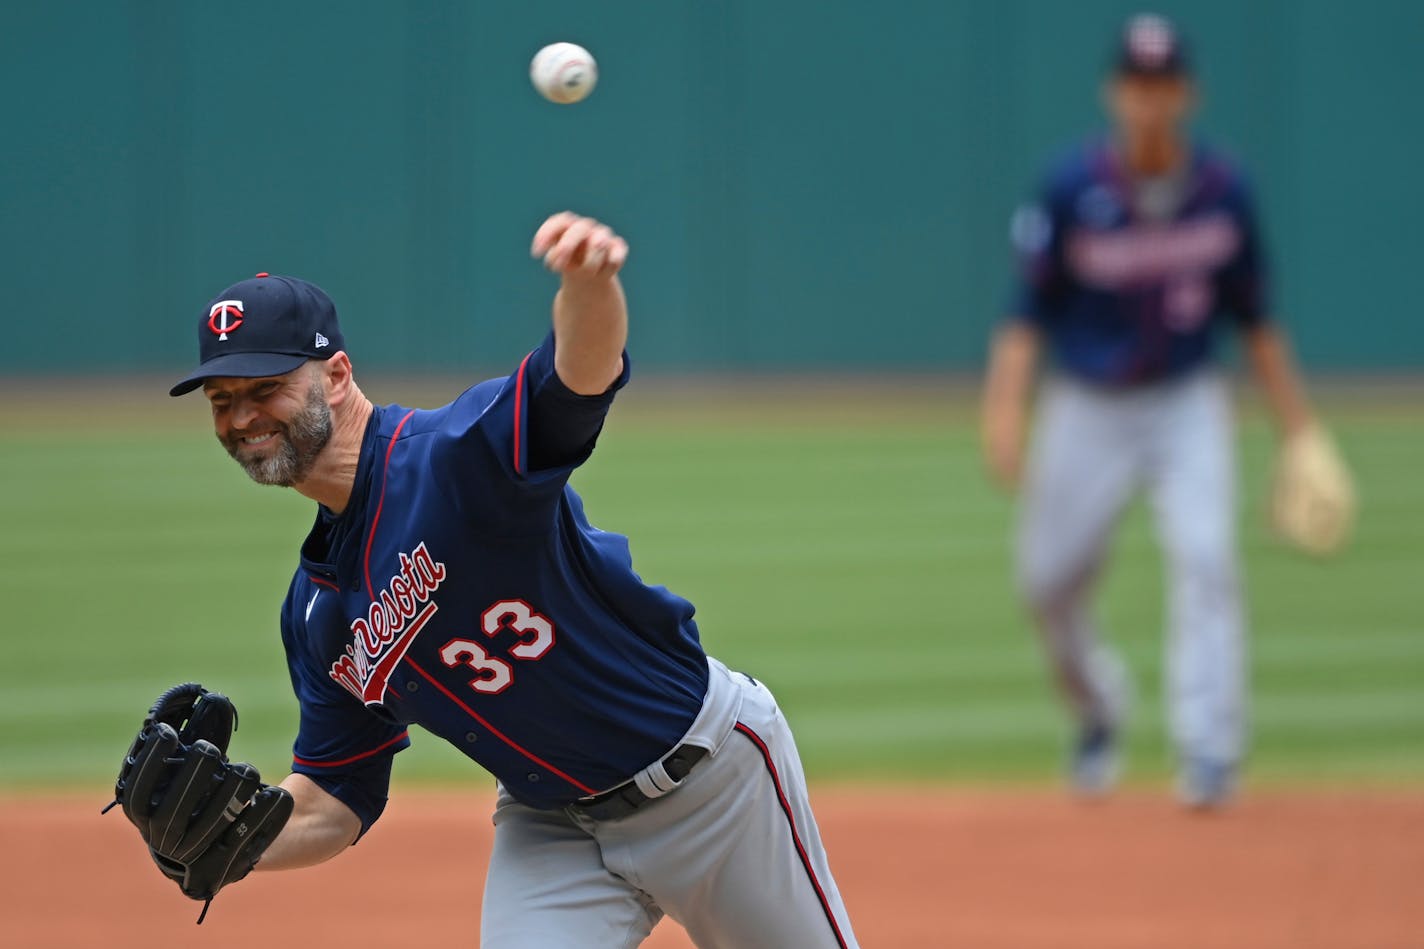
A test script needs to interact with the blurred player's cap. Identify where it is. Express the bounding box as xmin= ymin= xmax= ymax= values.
xmin=169 ymin=273 xmax=346 ymax=396
xmin=1113 ymin=13 xmax=1190 ymax=77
